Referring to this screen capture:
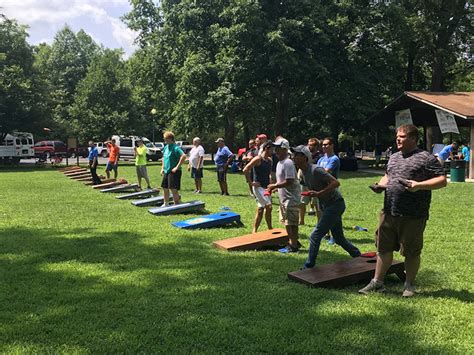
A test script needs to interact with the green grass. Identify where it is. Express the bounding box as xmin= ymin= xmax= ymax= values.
xmin=0 ymin=164 xmax=473 ymax=353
